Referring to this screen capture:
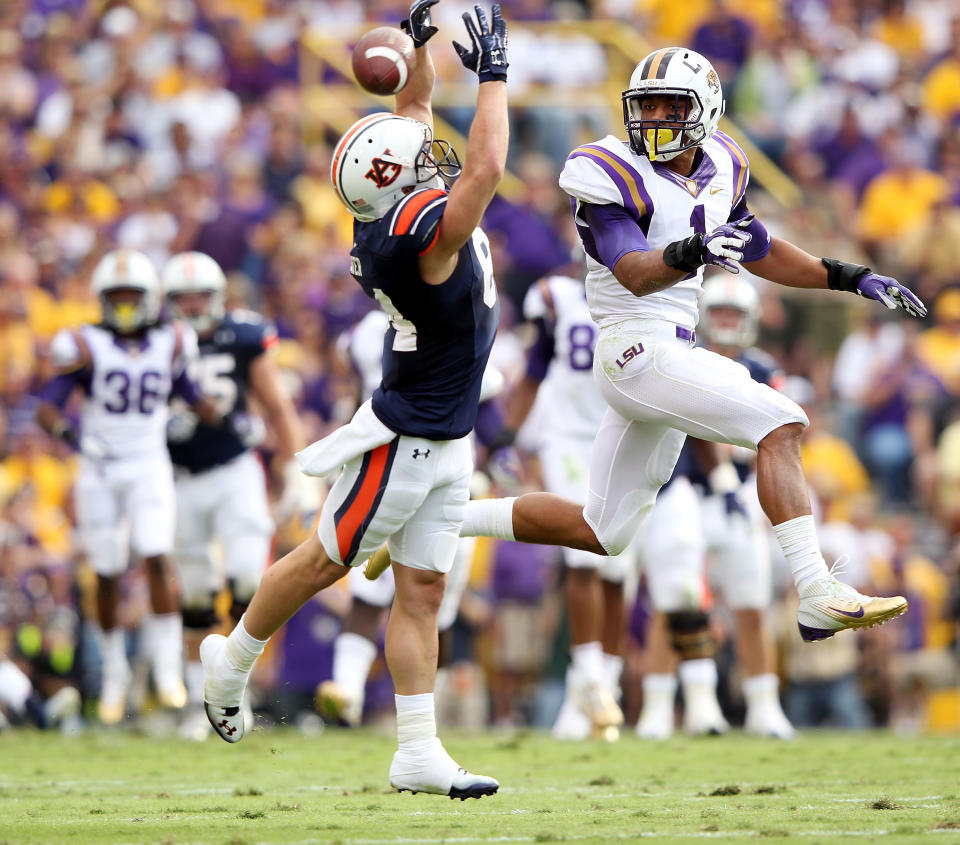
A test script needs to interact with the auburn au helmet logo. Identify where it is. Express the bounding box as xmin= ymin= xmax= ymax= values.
xmin=365 ymin=149 xmax=402 ymax=188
